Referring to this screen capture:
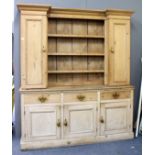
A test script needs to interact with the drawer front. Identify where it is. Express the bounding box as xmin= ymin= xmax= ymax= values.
xmin=100 ymin=91 xmax=131 ymax=100
xmin=23 ymin=93 xmax=61 ymax=104
xmin=63 ymin=91 xmax=97 ymax=102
